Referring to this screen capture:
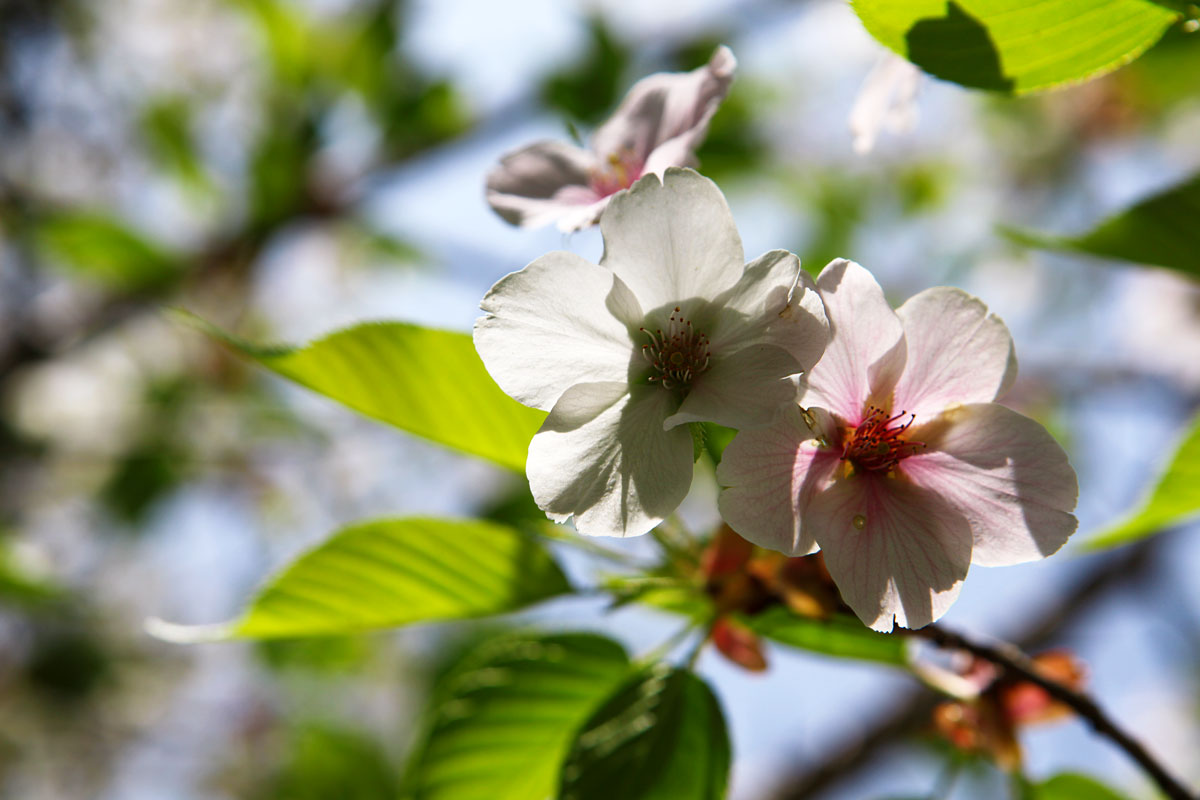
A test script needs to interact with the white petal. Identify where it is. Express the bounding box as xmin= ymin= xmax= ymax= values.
xmin=809 ymin=473 xmax=972 ymax=632
xmin=893 ymin=287 xmax=1017 ymax=419
xmin=527 ymin=382 xmax=694 ymax=537
xmin=800 ymin=259 xmax=906 ymax=424
xmin=716 ymin=406 xmax=838 ymax=556
xmin=849 ymin=55 xmax=922 ymax=156
xmin=663 ymin=344 xmax=800 ymax=430
xmin=901 ymin=403 xmax=1078 ymax=567
xmin=591 ymin=46 xmax=736 ymax=169
xmin=475 ymin=252 xmax=639 ymax=411
xmin=486 ymin=141 xmax=600 ymax=229
xmin=600 ymin=168 xmax=744 ymax=312
xmin=708 ymin=250 xmax=829 ymax=371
